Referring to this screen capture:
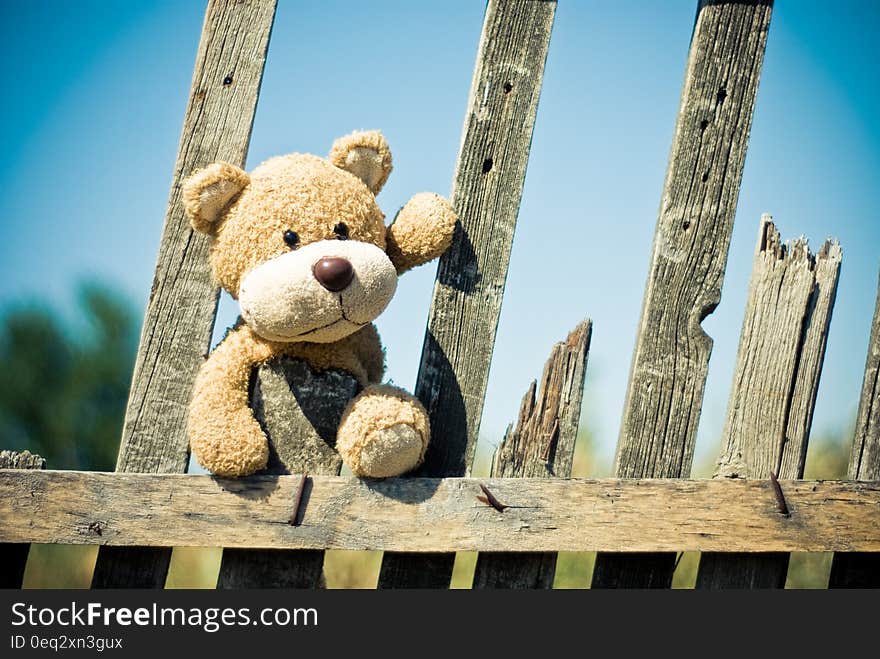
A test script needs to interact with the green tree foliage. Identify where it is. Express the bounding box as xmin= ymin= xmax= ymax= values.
xmin=0 ymin=282 xmax=137 ymax=470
